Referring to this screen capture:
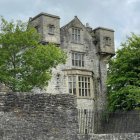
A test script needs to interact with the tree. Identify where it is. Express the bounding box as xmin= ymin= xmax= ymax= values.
xmin=0 ymin=17 xmax=66 ymax=92
xmin=107 ymin=33 xmax=140 ymax=112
